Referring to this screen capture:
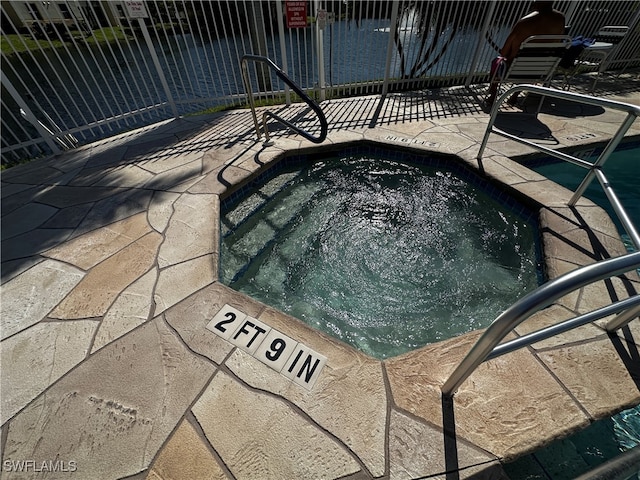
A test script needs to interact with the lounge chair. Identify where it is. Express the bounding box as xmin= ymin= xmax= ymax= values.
xmin=488 ymin=34 xmax=571 ymax=112
xmin=565 ymin=26 xmax=629 ymax=92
